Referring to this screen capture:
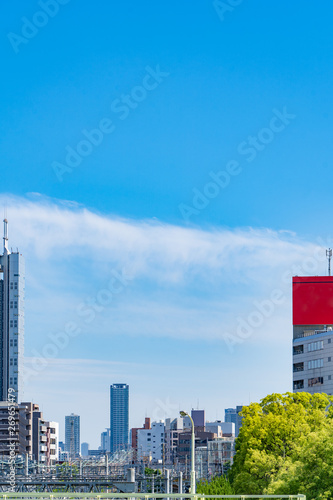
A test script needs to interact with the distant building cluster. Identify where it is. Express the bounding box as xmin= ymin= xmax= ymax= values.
xmin=130 ymin=407 xmax=241 ymax=473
